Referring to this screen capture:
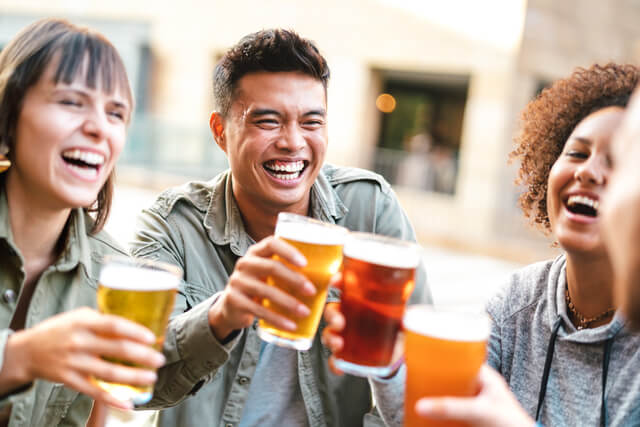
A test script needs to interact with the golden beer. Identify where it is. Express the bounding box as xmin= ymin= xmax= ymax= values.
xmin=403 ymin=306 xmax=490 ymax=427
xmin=257 ymin=213 xmax=347 ymax=350
xmin=94 ymin=257 xmax=181 ymax=405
